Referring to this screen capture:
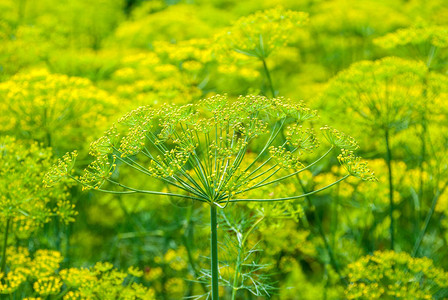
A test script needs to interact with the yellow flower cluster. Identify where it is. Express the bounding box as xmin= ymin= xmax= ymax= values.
xmin=214 ymin=7 xmax=309 ymax=61
xmin=154 ymin=247 xmax=188 ymax=272
xmin=111 ymin=4 xmax=217 ymax=47
xmin=0 ymin=69 xmax=119 ymax=151
xmin=112 ymin=48 xmax=202 ymax=106
xmin=286 ymin=125 xmax=319 ymax=153
xmin=43 ymin=151 xmax=78 ymax=187
xmin=0 ymin=136 xmax=76 ymax=239
xmin=0 ymin=247 xmax=155 ymax=299
xmin=346 ymin=250 xmax=448 ymax=299
xmin=79 ymin=157 xmax=117 ymax=191
xmin=375 ymin=24 xmax=448 ymax=49
xmin=47 ymin=94 xmax=373 ymax=204
xmin=153 ymin=39 xmax=213 ymax=65
xmin=338 ymin=150 xmax=377 ymax=182
xmin=34 ymin=276 xmax=63 ymax=296
xmin=321 ymin=125 xmax=359 ymax=151
xmin=312 ymin=0 xmax=409 ymax=35
xmin=323 ymin=57 xmax=429 ymax=131
xmin=269 ymin=146 xmax=304 ymax=170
